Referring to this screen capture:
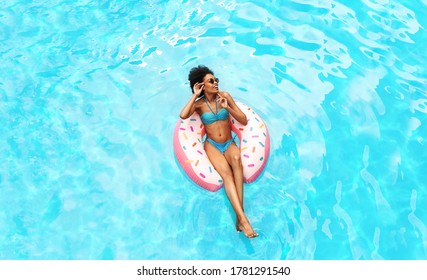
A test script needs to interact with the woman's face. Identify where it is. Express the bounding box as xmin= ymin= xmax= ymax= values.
xmin=202 ymin=74 xmax=219 ymax=94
